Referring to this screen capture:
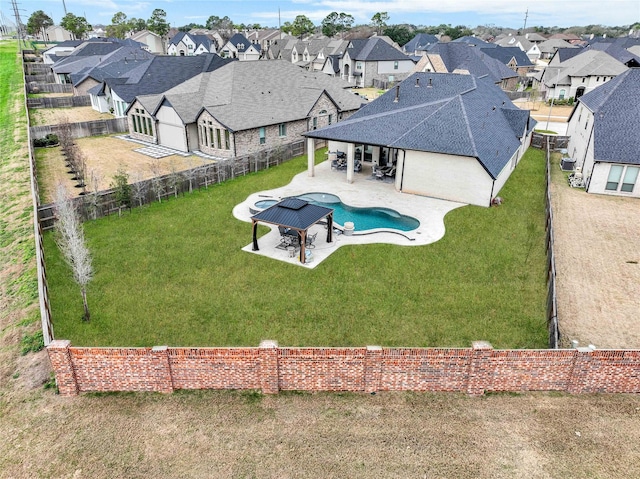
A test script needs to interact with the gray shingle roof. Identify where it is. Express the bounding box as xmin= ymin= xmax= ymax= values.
xmin=347 ymin=37 xmax=410 ymax=61
xmin=479 ymin=46 xmax=534 ymax=67
xmin=404 ymin=33 xmax=439 ymax=53
xmin=427 ymin=43 xmax=518 ymax=82
xmin=136 ymin=60 xmax=365 ymax=131
xmin=304 ymin=72 xmax=534 ymax=179
xmin=576 ymin=68 xmax=640 ymax=165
